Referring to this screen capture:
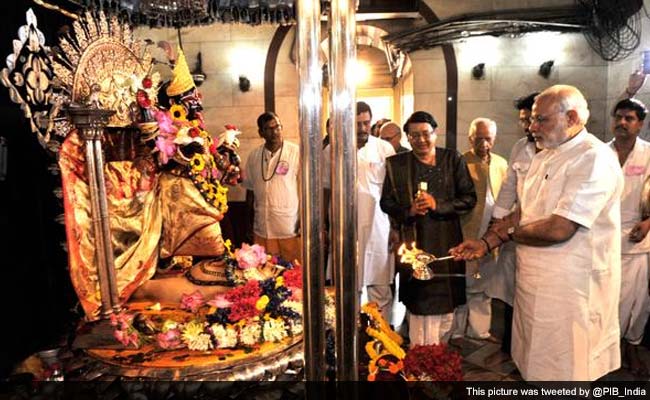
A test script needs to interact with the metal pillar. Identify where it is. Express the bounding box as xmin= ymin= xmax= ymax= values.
xmin=67 ymin=105 xmax=120 ymax=317
xmin=297 ymin=0 xmax=326 ymax=382
xmin=330 ymin=0 xmax=359 ymax=381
